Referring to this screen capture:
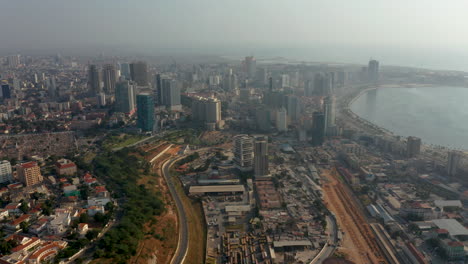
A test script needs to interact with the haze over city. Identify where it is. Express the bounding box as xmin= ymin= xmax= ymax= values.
xmin=2 ymin=0 xmax=468 ymax=70
xmin=0 ymin=2 xmax=468 ymax=264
